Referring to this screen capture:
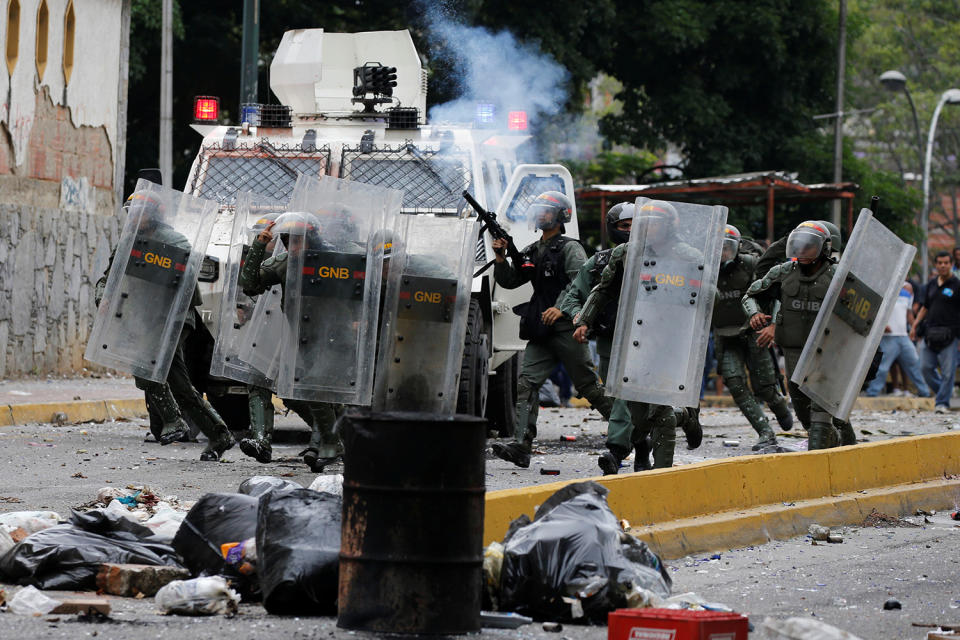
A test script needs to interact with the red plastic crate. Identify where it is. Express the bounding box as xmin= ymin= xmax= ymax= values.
xmin=608 ymin=608 xmax=749 ymax=640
